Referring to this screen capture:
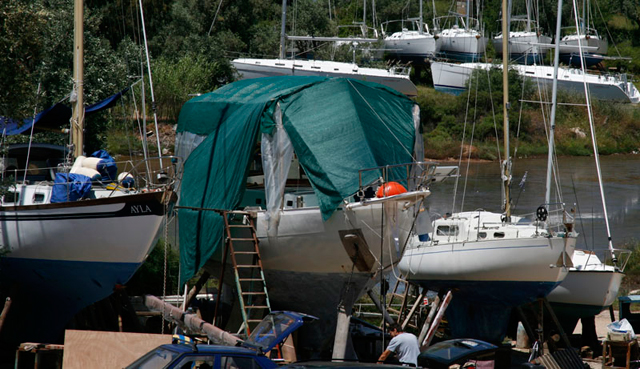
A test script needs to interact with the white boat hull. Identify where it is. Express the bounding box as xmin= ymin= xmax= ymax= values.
xmin=254 ymin=203 xmax=413 ymax=273
xmin=0 ymin=190 xmax=169 ymax=343
xmin=430 ymin=61 xmax=640 ymax=103
xmin=384 ymin=31 xmax=440 ymax=59
xmin=493 ymin=32 xmax=552 ymax=64
xmin=216 ymin=193 xmax=425 ymax=356
xmin=400 ymin=235 xmax=575 ymax=304
xmin=232 ymin=58 xmax=418 ymax=97
xmin=547 ymin=250 xmax=624 ymax=318
xmin=396 ymin=210 xmax=577 ymax=341
xmin=438 ymin=28 xmax=487 ymax=62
